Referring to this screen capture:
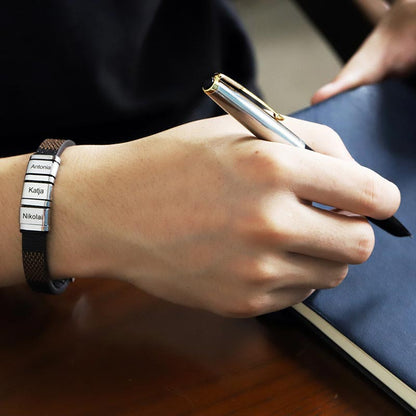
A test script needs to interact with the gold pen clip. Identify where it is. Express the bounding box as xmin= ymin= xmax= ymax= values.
xmin=205 ymin=73 xmax=285 ymax=122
